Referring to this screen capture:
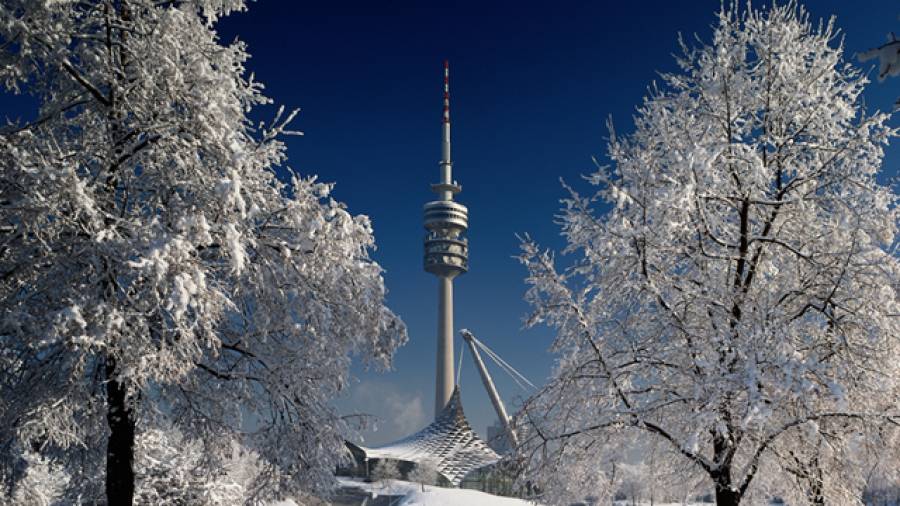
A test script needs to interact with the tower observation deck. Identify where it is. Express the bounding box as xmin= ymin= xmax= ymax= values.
xmin=425 ymin=61 xmax=468 ymax=417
